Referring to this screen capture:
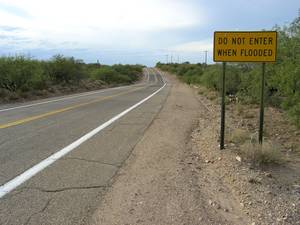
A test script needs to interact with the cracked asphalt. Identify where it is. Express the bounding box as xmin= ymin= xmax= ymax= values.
xmin=0 ymin=68 xmax=169 ymax=225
